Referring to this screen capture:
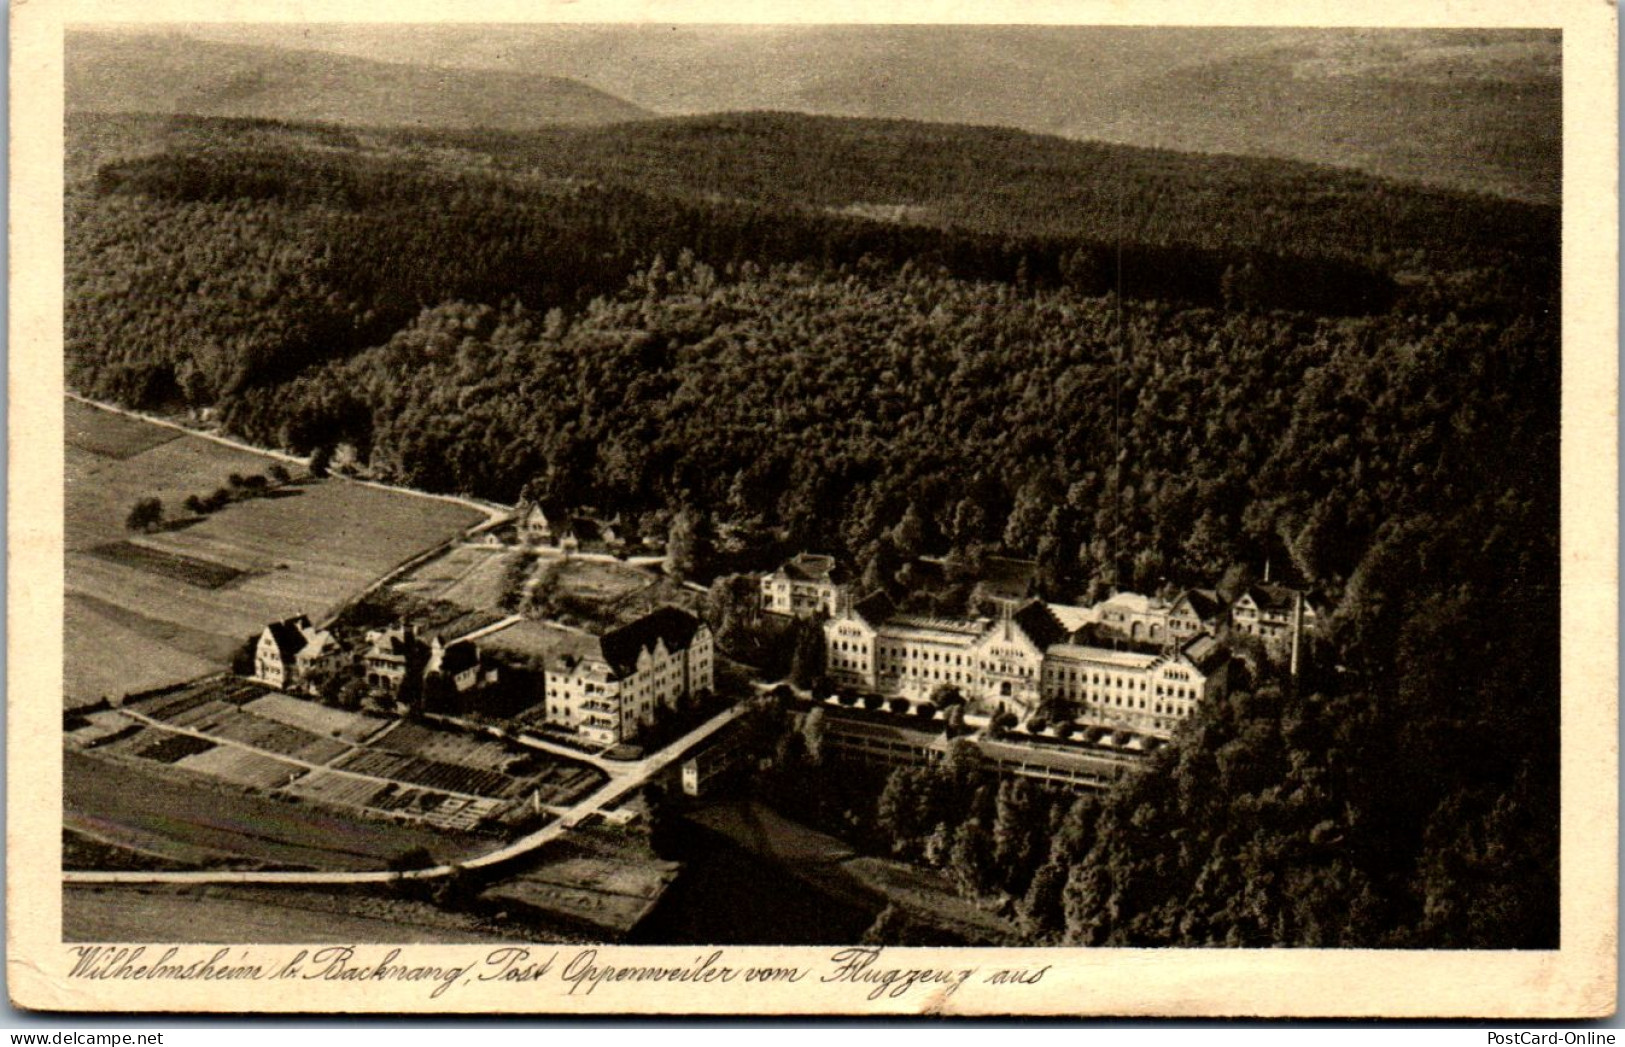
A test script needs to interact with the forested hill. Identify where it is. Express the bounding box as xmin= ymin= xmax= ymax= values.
xmin=66 ymin=32 xmax=651 ymax=131
xmin=375 ymin=112 xmax=1558 ymax=267
xmin=66 ymin=112 xmax=1559 ymax=946
xmin=68 ymin=112 xmax=1555 ymax=408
